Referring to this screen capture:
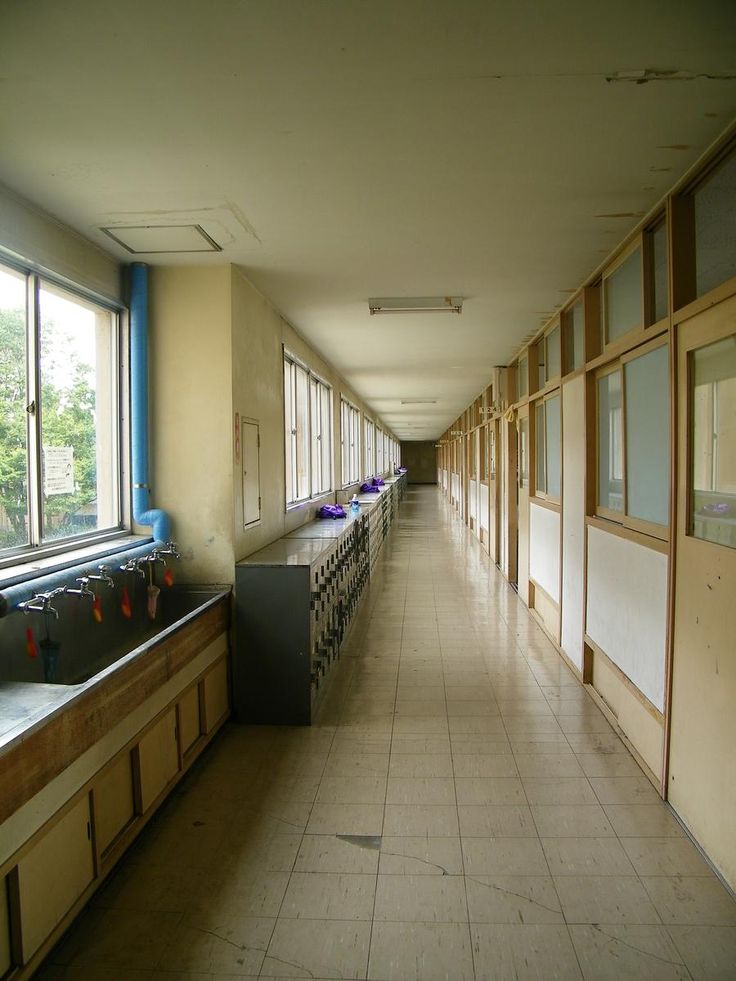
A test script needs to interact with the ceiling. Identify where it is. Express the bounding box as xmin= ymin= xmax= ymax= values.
xmin=1 ymin=1 xmax=735 ymax=440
